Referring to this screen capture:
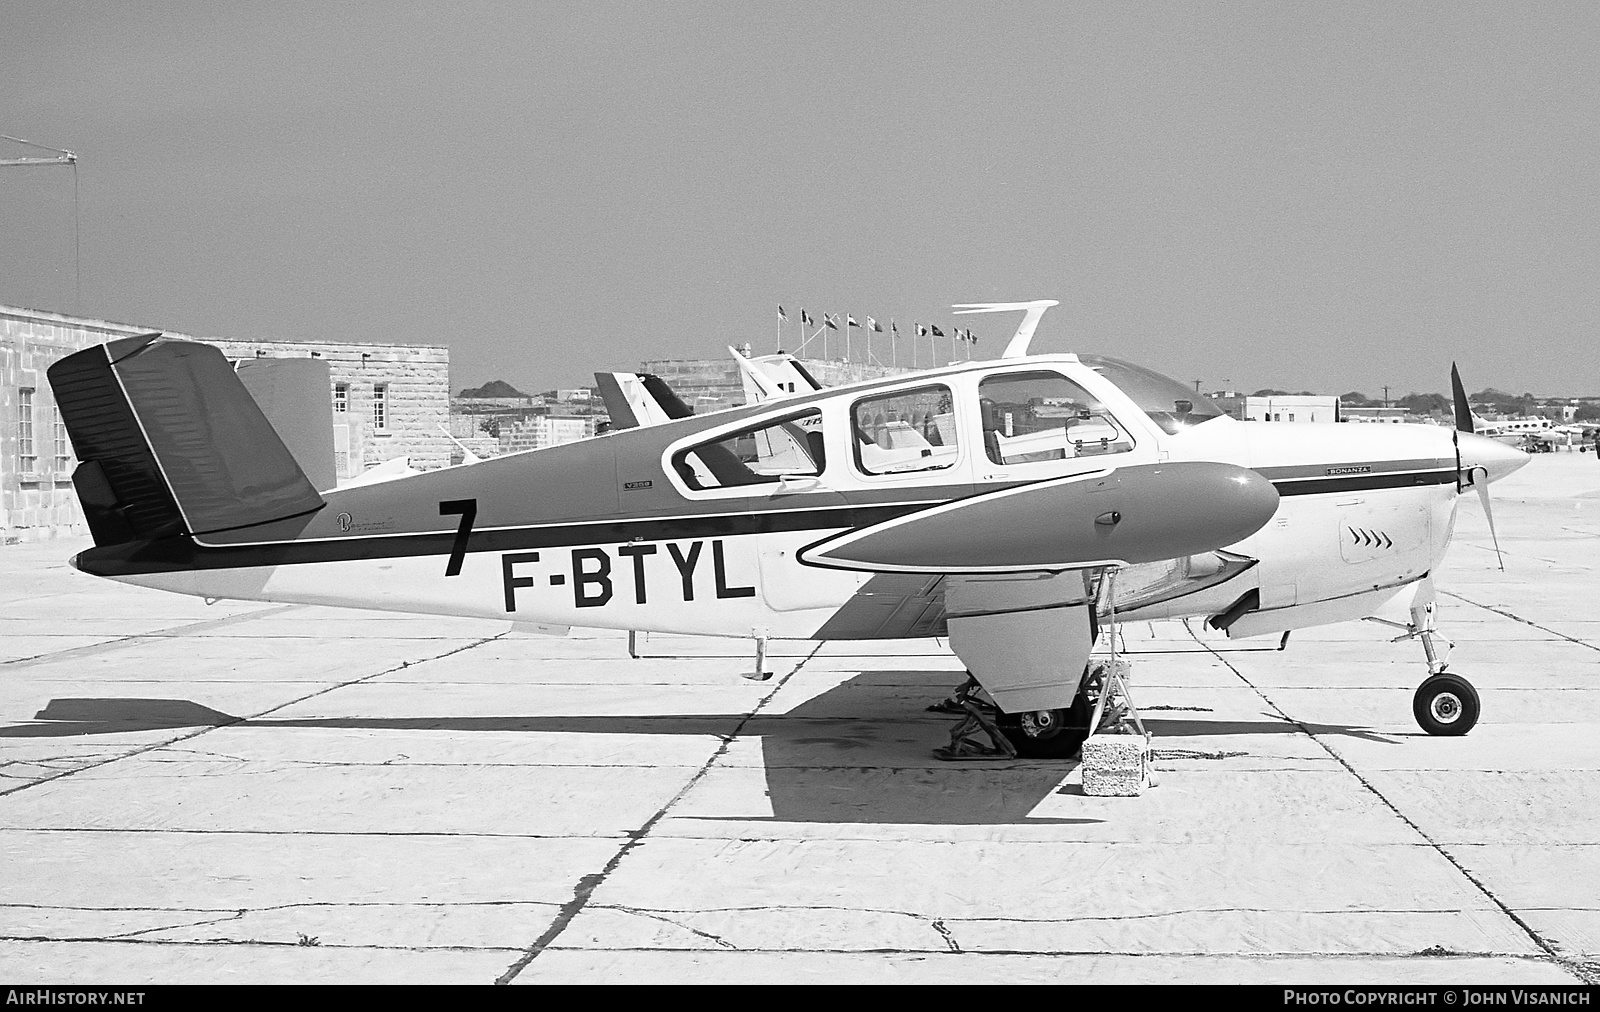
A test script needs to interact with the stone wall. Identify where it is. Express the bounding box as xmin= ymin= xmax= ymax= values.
xmin=210 ymin=339 xmax=450 ymax=472
xmin=1 ymin=304 xmax=450 ymax=544
xmin=0 ymin=308 xmax=157 ymax=541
